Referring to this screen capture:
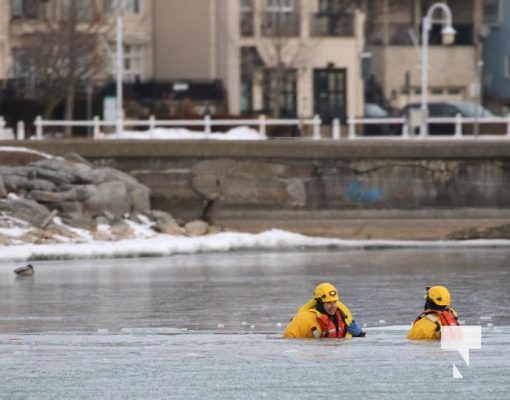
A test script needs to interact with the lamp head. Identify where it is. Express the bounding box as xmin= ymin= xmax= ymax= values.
xmin=441 ymin=25 xmax=456 ymax=45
